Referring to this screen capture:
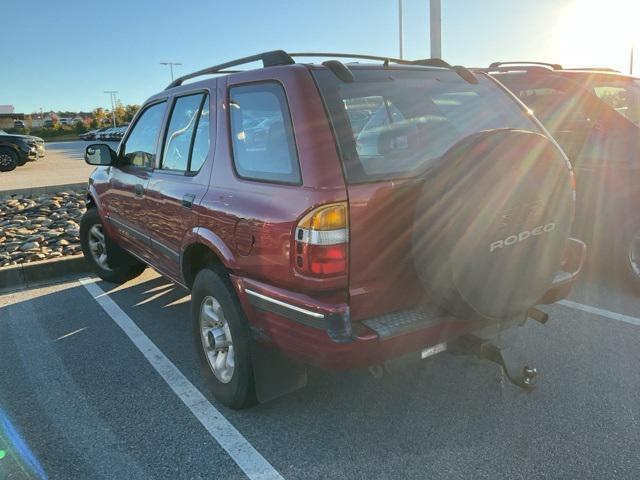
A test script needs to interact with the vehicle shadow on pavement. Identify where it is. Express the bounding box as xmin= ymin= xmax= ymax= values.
xmin=3 ymin=275 xmax=640 ymax=479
